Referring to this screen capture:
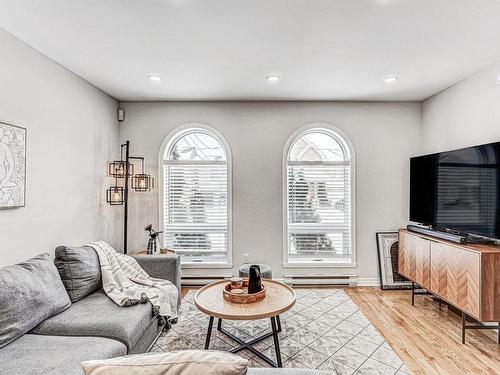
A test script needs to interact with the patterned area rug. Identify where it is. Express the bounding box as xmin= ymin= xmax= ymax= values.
xmin=152 ymin=288 xmax=412 ymax=375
